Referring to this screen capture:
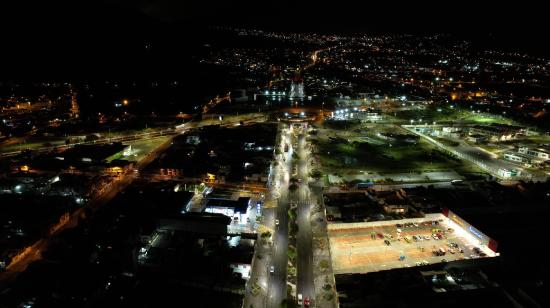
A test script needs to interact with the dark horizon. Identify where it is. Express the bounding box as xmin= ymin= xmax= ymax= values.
xmin=2 ymin=1 xmax=549 ymax=60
